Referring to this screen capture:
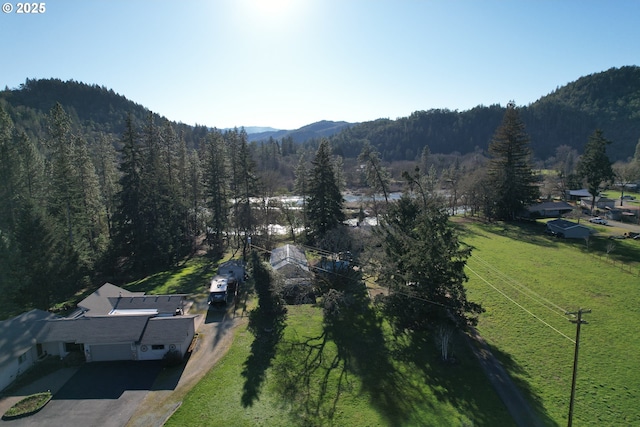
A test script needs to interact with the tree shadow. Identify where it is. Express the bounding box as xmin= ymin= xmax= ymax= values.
xmin=240 ymin=314 xmax=285 ymax=408
xmin=270 ymin=275 xmax=425 ymax=426
xmin=240 ymin=252 xmax=287 ymax=408
xmin=396 ymin=329 xmax=559 ymax=427
xmin=480 ymin=339 xmax=559 ymax=427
